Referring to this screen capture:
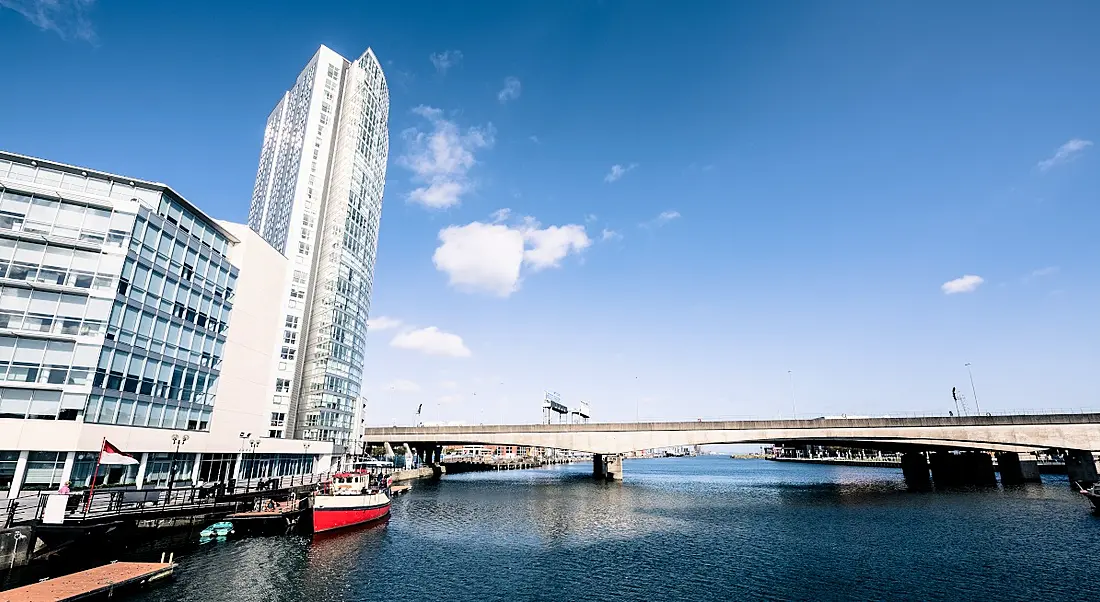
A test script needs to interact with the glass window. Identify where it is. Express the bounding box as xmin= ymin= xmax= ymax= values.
xmin=133 ymin=400 xmax=150 ymax=425
xmin=148 ymin=402 xmax=165 ymax=427
xmin=97 ymin=396 xmax=117 ymax=423
xmin=0 ymin=388 xmax=31 ymax=418
xmin=69 ymin=452 xmax=98 ymax=489
xmin=117 ymin=399 xmax=135 ymax=424
xmin=122 ymin=306 xmax=140 ymax=332
xmin=29 ymin=391 xmax=60 ymax=418
xmin=137 ymin=312 xmax=154 ymax=337
xmin=22 ymin=451 xmax=65 ymax=491
xmin=1 ymin=191 xmax=32 ymax=214
xmin=0 ymin=451 xmax=19 ymax=489
xmin=56 ymin=203 xmax=85 ymax=228
xmin=27 ymin=198 xmax=59 ymax=223
xmin=84 ymin=207 xmax=111 ymax=232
